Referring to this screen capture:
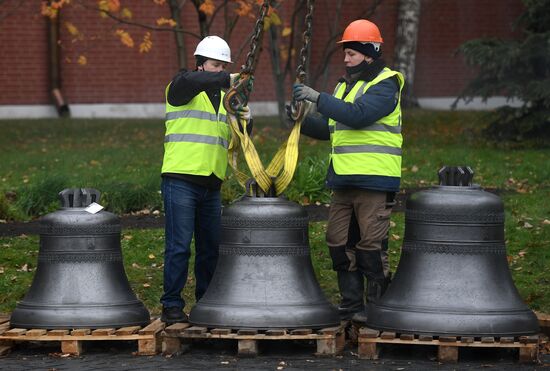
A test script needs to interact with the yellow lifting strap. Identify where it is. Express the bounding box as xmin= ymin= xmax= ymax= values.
xmin=226 ymin=104 xmax=310 ymax=196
